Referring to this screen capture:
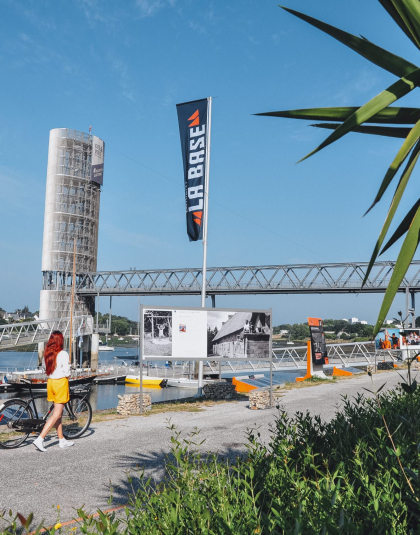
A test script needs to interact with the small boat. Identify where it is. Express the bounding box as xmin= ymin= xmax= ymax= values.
xmin=0 ymin=382 xmax=17 ymax=393
xmin=286 ymin=334 xmax=295 ymax=345
xmin=11 ymin=375 xmax=97 ymax=391
xmin=94 ymin=374 xmax=127 ymax=385
xmin=99 ymin=344 xmax=115 ymax=351
xmin=125 ymin=375 xmax=167 ymax=387
xmin=166 ymin=378 xmax=210 ymax=388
